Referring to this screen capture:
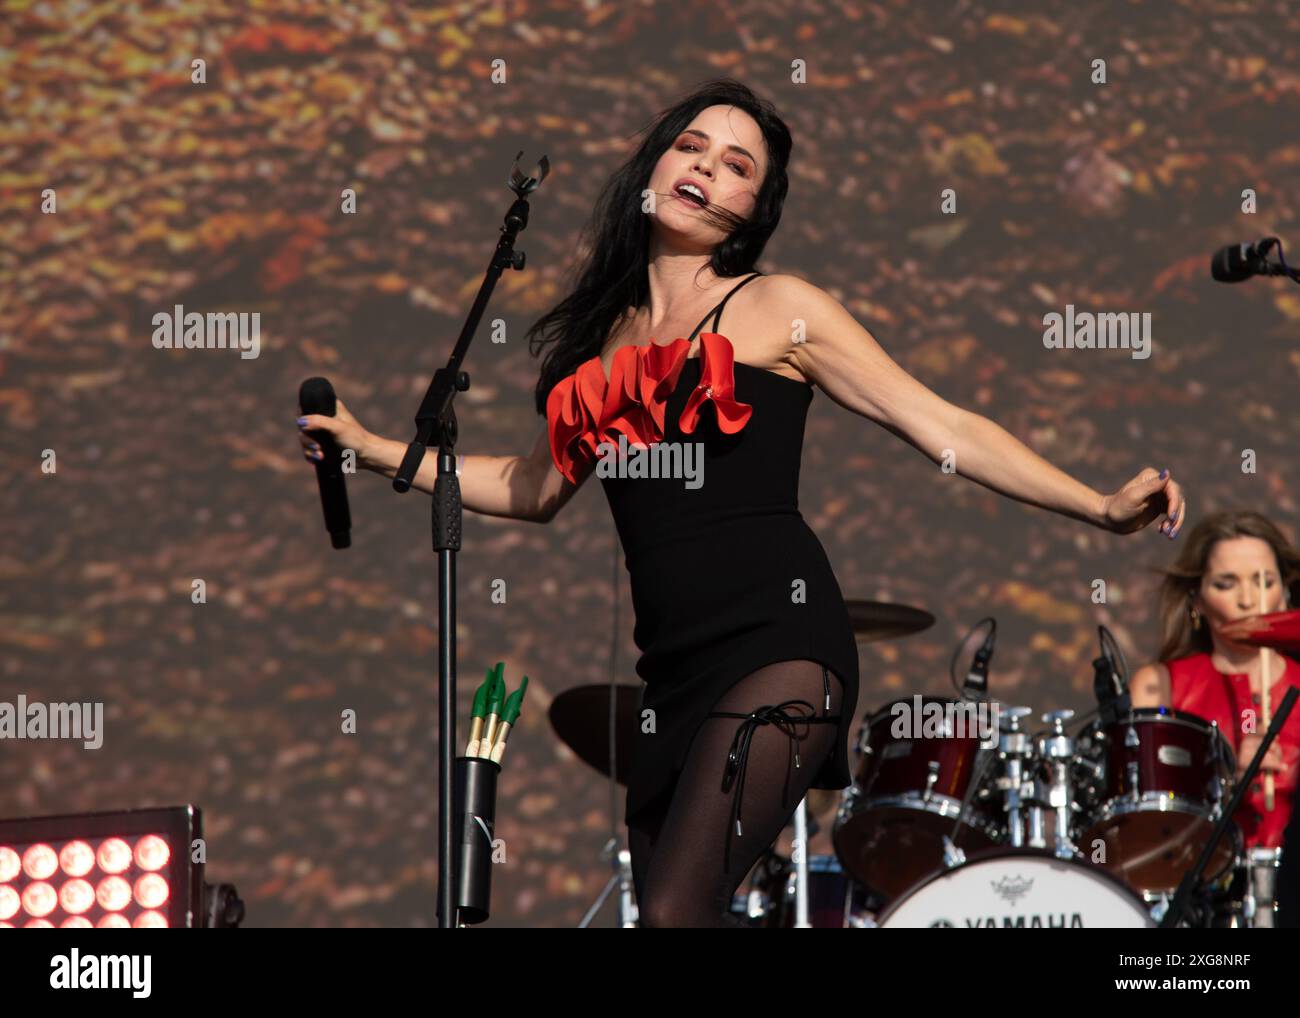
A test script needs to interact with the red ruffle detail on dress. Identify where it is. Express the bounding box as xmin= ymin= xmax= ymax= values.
xmin=680 ymin=333 xmax=754 ymax=435
xmin=545 ymin=333 xmax=752 ymax=484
